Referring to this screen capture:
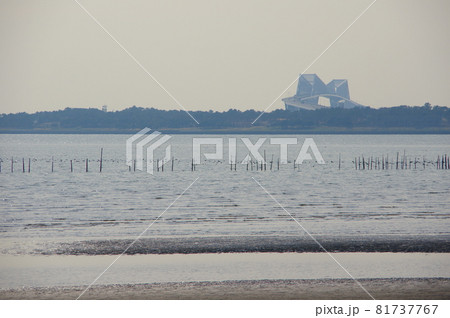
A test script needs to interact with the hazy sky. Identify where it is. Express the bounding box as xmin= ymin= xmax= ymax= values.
xmin=1 ymin=0 xmax=449 ymax=114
